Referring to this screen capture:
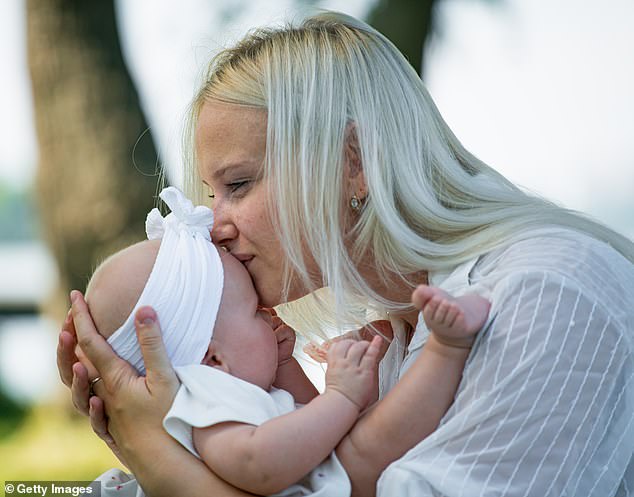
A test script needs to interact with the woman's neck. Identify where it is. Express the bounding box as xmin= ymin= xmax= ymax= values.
xmin=392 ymin=307 xmax=423 ymax=330
xmin=358 ymin=261 xmax=428 ymax=329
